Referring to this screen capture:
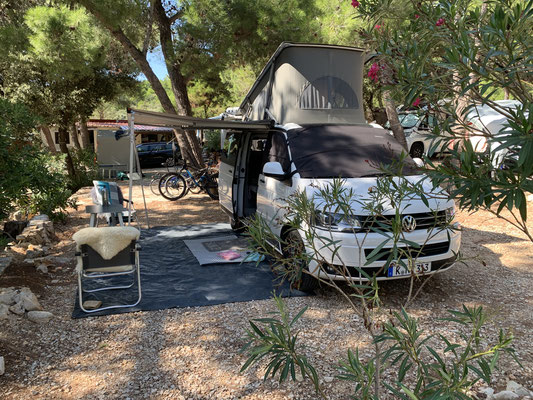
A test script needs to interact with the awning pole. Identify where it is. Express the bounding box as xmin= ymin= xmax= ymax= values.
xmin=127 ymin=111 xmax=135 ymax=227
xmin=134 ymin=140 xmax=150 ymax=229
